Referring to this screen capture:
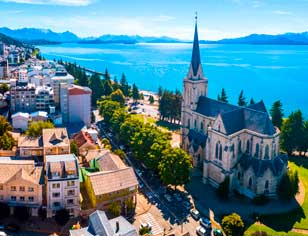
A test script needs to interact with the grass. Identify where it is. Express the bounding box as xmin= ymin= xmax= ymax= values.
xmin=244 ymin=156 xmax=308 ymax=235
xmin=245 ymin=223 xmax=307 ymax=236
xmin=155 ymin=120 xmax=180 ymax=132
xmin=131 ymin=114 xmax=156 ymax=124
